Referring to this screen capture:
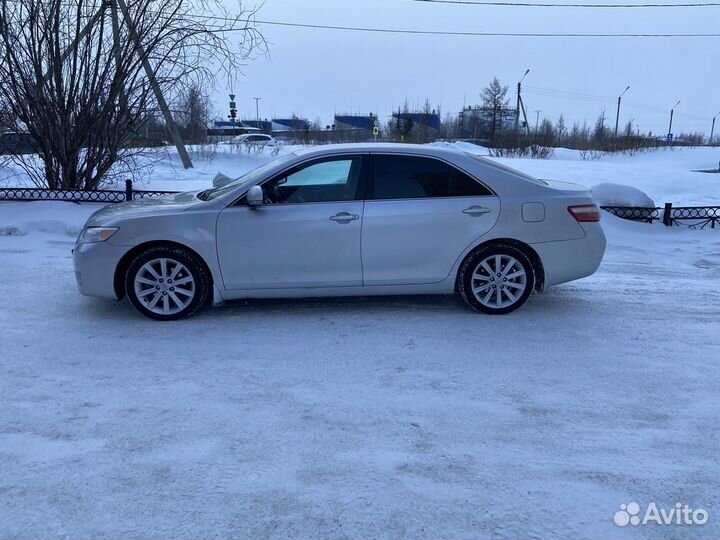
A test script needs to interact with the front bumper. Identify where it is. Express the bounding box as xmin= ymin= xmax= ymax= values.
xmin=72 ymin=241 xmax=126 ymax=299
